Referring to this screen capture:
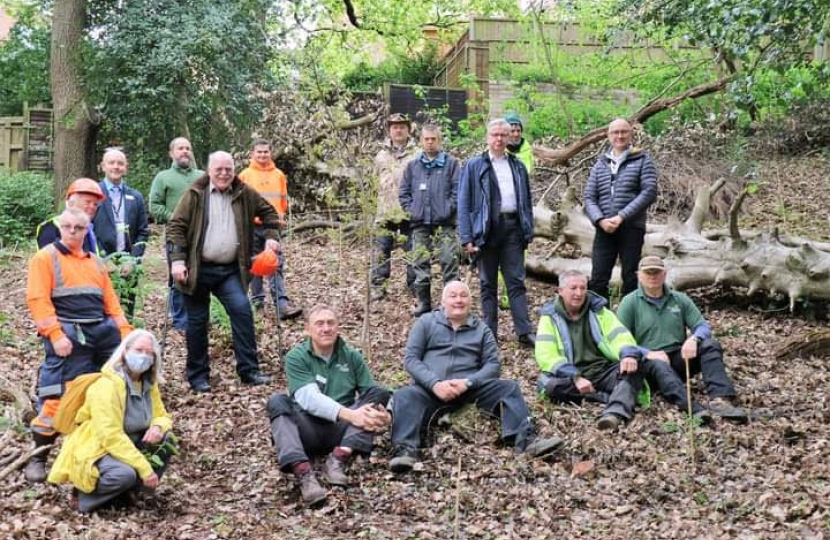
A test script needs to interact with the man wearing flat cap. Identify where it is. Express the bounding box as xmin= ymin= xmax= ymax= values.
xmin=617 ymin=256 xmax=748 ymax=423
xmin=371 ymin=113 xmax=418 ymax=301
